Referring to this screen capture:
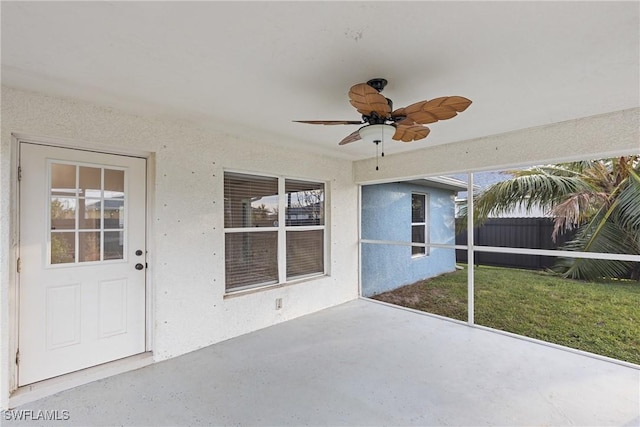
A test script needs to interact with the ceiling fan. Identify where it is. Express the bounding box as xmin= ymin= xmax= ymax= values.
xmin=294 ymin=78 xmax=472 ymax=147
